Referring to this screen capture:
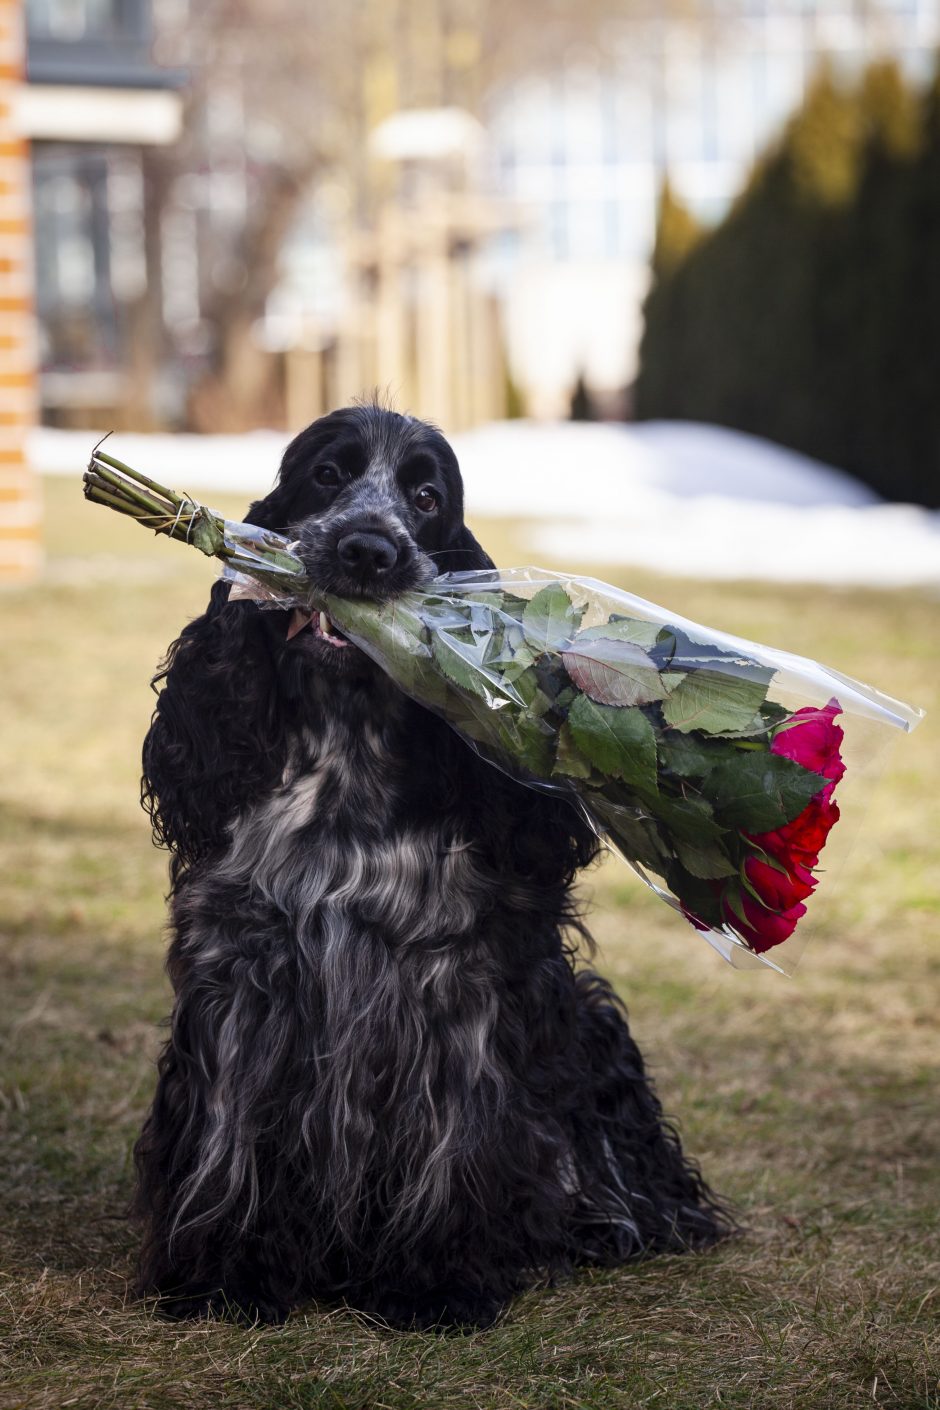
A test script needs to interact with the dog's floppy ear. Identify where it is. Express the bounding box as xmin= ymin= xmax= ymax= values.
xmin=246 ymin=411 xmax=346 ymax=530
xmin=245 ymin=482 xmax=292 ymax=532
xmin=434 ymin=523 xmax=495 ymax=575
xmin=141 ymin=580 xmax=285 ymax=878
